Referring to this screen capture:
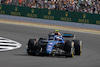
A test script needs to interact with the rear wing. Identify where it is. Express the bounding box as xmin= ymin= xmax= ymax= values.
xmin=62 ymin=33 xmax=75 ymax=38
